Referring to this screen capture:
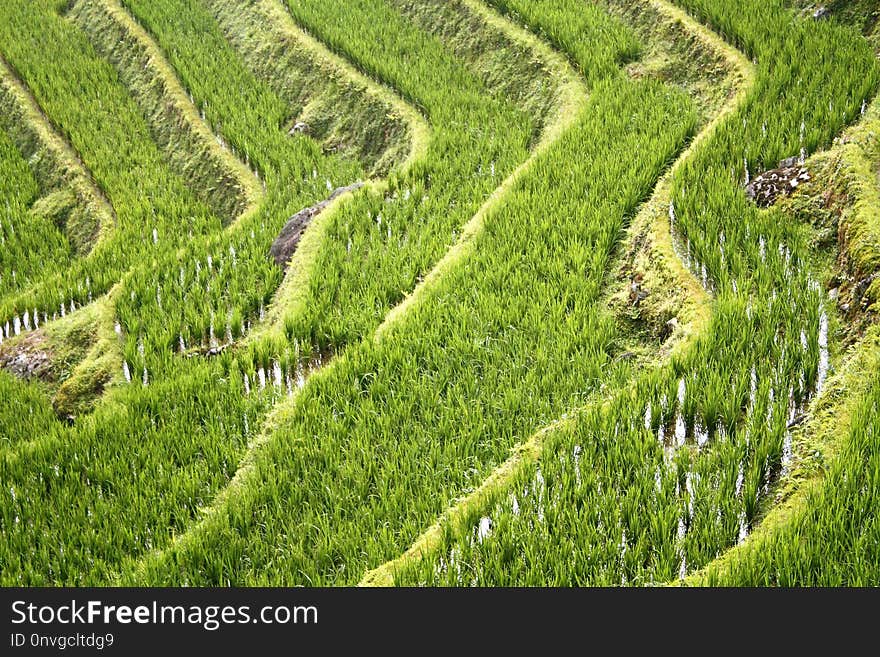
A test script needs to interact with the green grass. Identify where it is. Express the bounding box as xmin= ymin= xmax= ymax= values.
xmin=0 ymin=126 xmax=71 ymax=301
xmin=126 ymin=9 xmax=698 ymax=582
xmin=389 ymin=0 xmax=880 ymax=585
xmin=0 ymin=0 xmax=563 ymax=584
xmin=2 ymin=0 xmax=879 ymax=587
